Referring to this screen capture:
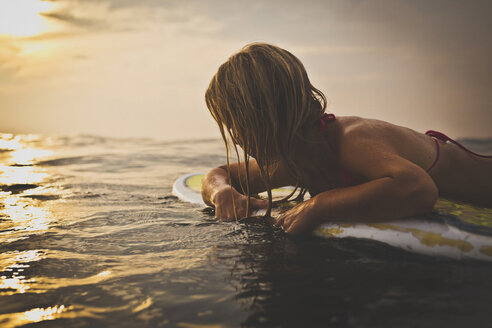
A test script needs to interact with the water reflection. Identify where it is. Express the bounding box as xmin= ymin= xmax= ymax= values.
xmin=0 ymin=304 xmax=69 ymax=328
xmin=0 ymin=298 xmax=157 ymax=328
xmin=0 ymin=134 xmax=57 ymax=317
xmin=0 ymin=134 xmax=54 ymax=244
xmin=0 ymin=250 xmax=114 ymax=295
xmin=0 ymin=146 xmax=108 ymax=327
xmin=0 ymin=195 xmax=53 ymax=243
xmin=0 ymin=250 xmax=45 ymax=295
